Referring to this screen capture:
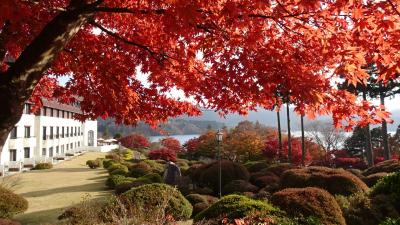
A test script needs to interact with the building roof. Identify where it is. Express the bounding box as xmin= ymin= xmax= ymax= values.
xmin=41 ymin=99 xmax=82 ymax=114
